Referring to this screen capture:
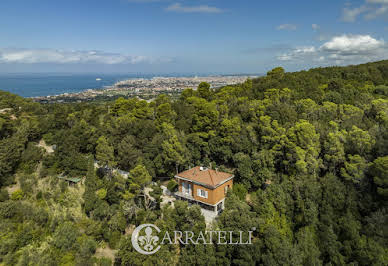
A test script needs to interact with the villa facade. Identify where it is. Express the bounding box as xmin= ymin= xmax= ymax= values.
xmin=174 ymin=166 xmax=233 ymax=214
